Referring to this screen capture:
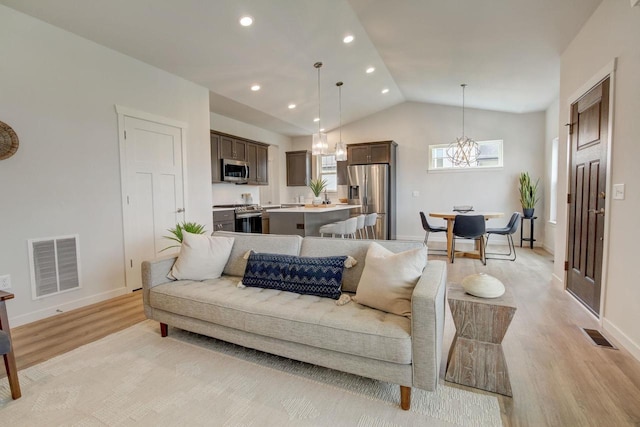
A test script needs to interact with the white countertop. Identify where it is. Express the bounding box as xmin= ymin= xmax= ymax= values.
xmin=212 ymin=207 xmax=235 ymax=212
xmin=266 ymin=204 xmax=360 ymax=213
